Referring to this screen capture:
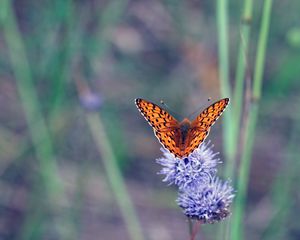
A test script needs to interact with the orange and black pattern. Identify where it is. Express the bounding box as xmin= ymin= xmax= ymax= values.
xmin=135 ymin=98 xmax=229 ymax=158
xmin=191 ymin=98 xmax=229 ymax=130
